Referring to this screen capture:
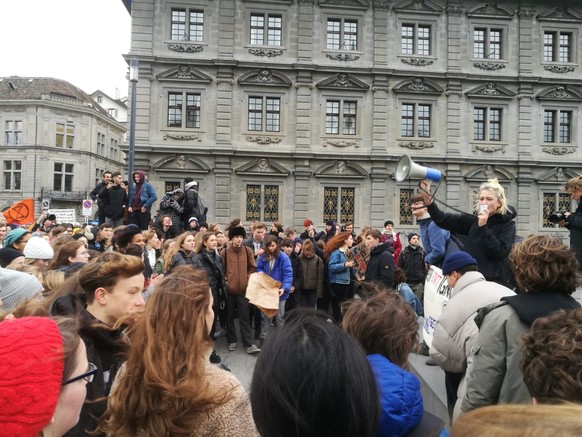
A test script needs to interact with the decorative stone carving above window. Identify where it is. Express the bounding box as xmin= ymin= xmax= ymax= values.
xmin=248 ymin=48 xmax=284 ymax=57
xmin=245 ymin=136 xmax=283 ymax=145
xmin=325 ymin=52 xmax=361 ymax=61
xmin=323 ymin=139 xmax=358 ymax=148
xmin=536 ymin=85 xmax=582 ymax=101
xmin=535 ymin=166 xmax=580 ymax=183
xmin=466 ymin=82 xmax=517 ymax=99
xmin=238 ymin=69 xmax=293 ymax=87
xmin=472 ymin=144 xmax=506 ymax=153
xmin=393 ymin=78 xmax=444 ymax=95
xmin=235 ymin=158 xmax=290 ymax=176
xmin=398 ymin=141 xmax=435 ymax=150
xmin=446 ymin=5 xmax=464 ymax=16
xmin=319 ymin=0 xmax=370 ymax=11
xmin=316 ymin=73 xmax=370 ymax=91
xmin=163 ymin=133 xmax=200 ymax=141
xmin=372 ymin=0 xmax=390 ymax=11
xmin=467 ymin=1 xmax=514 ymax=19
xmin=542 ymin=146 xmax=577 ymax=155
xmin=473 ymin=62 xmax=507 ymax=70
xmin=537 ymin=7 xmax=582 ymax=22
xmin=544 ymin=65 xmax=576 ymax=73
xmin=157 ymin=66 xmax=213 ymax=83
xmin=166 ymin=42 xmax=204 ymax=53
xmin=394 ymin=0 xmax=443 ymax=15
xmin=401 ymin=57 xmax=434 ymax=67
xmin=314 ymin=160 xmax=368 ymax=179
